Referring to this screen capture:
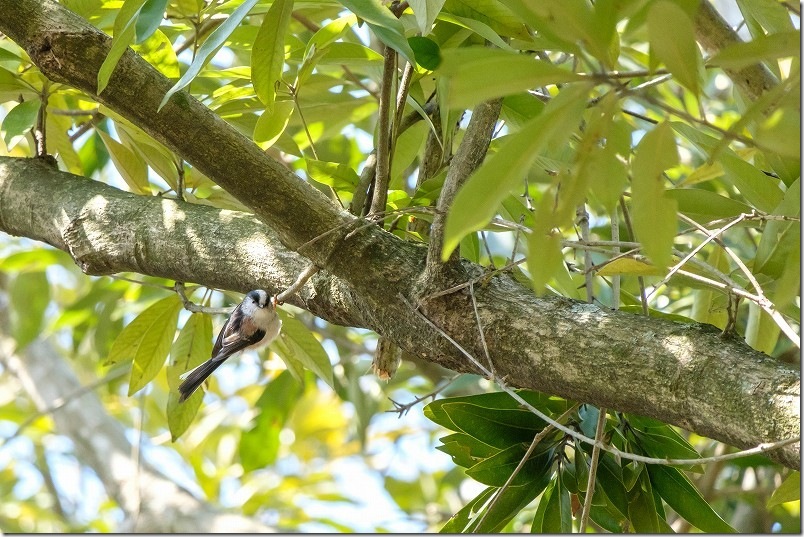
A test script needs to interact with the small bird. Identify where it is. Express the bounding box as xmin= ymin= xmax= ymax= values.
xmin=178 ymin=290 xmax=282 ymax=402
